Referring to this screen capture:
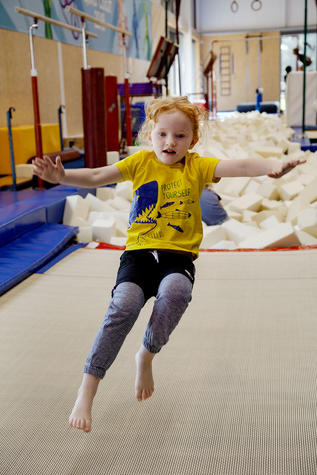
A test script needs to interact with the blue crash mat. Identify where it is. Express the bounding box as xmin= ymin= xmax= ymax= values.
xmin=0 ymin=222 xmax=78 ymax=295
